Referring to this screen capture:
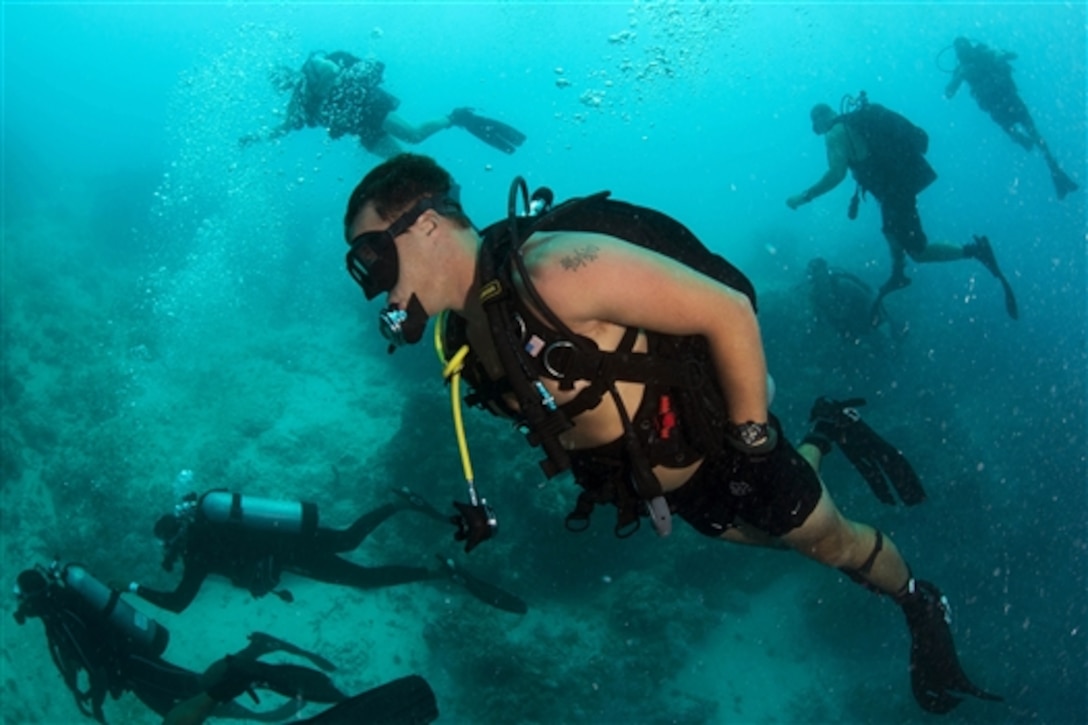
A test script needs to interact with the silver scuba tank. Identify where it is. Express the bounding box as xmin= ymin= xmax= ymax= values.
xmin=62 ymin=564 xmax=169 ymax=657
xmin=199 ymin=491 xmax=319 ymax=535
